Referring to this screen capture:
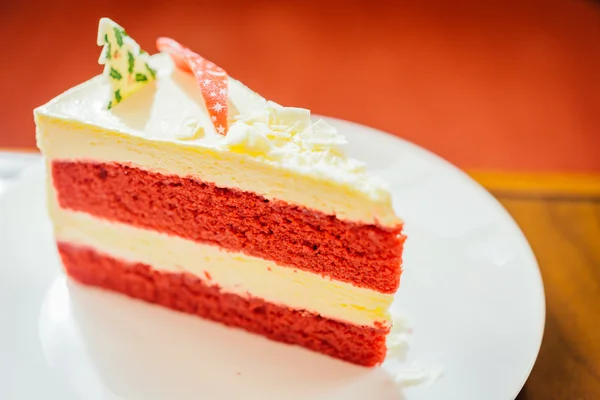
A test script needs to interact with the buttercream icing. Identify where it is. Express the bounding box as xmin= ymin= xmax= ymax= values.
xmin=35 ymin=53 xmax=401 ymax=226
